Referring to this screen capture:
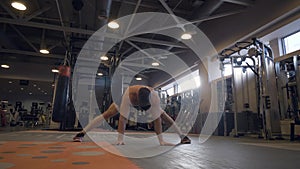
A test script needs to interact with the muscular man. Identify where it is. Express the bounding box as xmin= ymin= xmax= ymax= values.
xmin=73 ymin=85 xmax=191 ymax=145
